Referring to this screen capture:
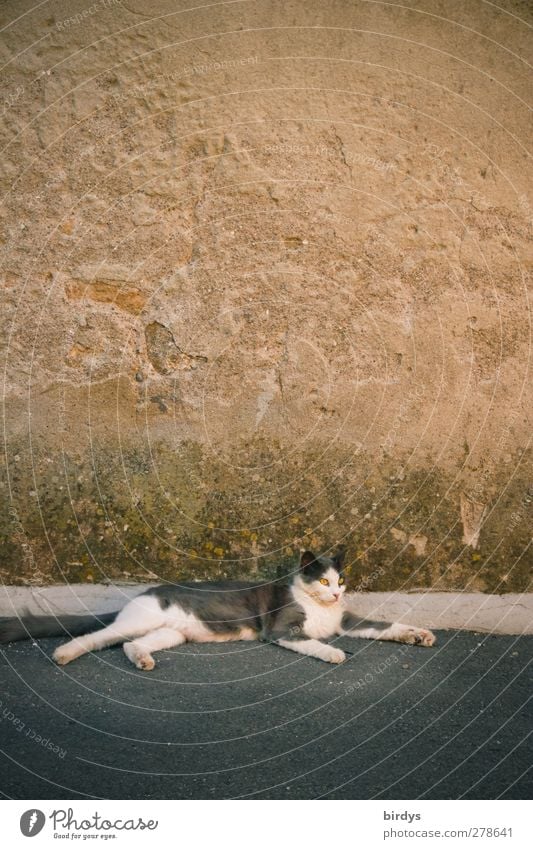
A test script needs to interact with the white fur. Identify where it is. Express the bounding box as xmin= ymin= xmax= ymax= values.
xmin=340 ymin=620 xmax=436 ymax=647
xmin=52 ymin=594 xmax=260 ymax=668
xmin=124 ymin=627 xmax=185 ymax=670
xmin=278 ymin=638 xmax=346 ymax=664
xmin=53 ymin=596 xmax=164 ymax=665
